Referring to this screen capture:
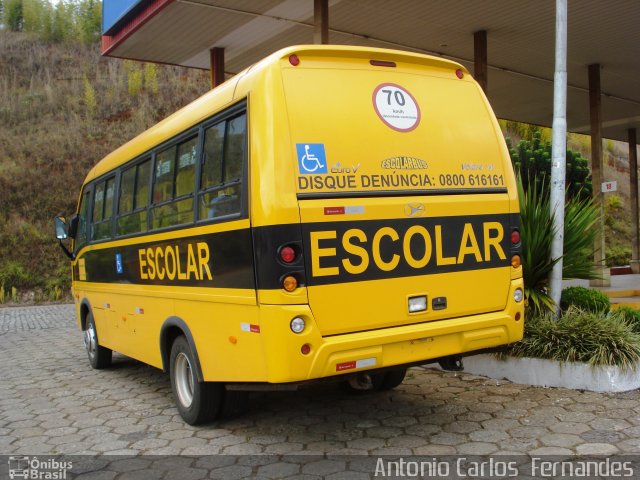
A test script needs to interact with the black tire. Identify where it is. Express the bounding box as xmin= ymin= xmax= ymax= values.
xmin=379 ymin=368 xmax=407 ymax=390
xmin=169 ymin=336 xmax=222 ymax=425
xmin=84 ymin=312 xmax=112 ymax=369
xmin=219 ymin=390 xmax=249 ymax=419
